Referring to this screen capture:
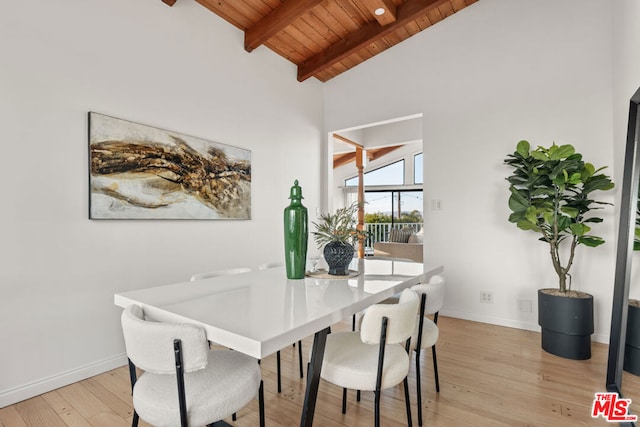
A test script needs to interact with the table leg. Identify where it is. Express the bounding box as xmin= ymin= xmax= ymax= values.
xmin=300 ymin=327 xmax=330 ymax=427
